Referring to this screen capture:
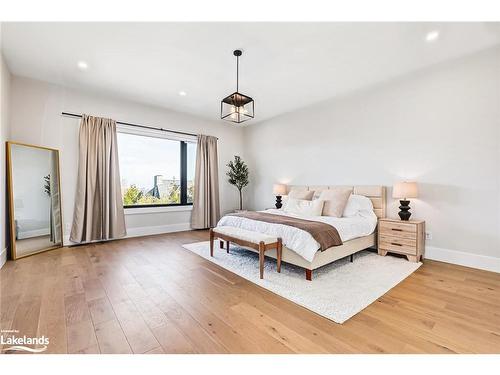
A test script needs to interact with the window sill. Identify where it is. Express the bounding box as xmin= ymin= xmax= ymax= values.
xmin=124 ymin=205 xmax=193 ymax=215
